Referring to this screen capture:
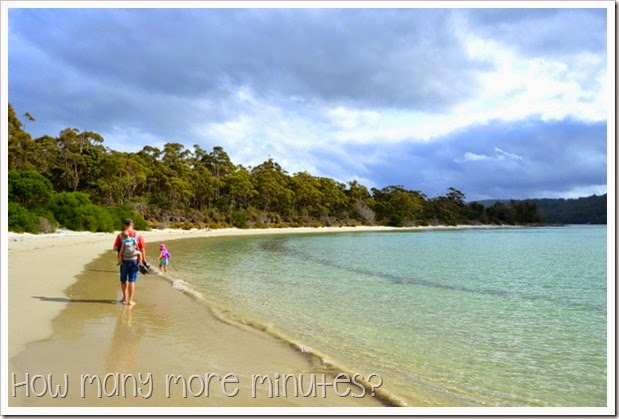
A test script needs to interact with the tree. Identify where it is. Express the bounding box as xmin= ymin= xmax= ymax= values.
xmin=464 ymin=201 xmax=487 ymax=223
xmin=32 ymin=135 xmax=60 ymax=177
xmin=228 ymin=165 xmax=258 ymax=209
xmin=446 ymin=187 xmax=466 ymax=206
xmin=251 ymin=159 xmax=293 ymax=214
xmin=426 ymin=188 xmax=467 ymax=225
xmin=486 ymin=201 xmax=512 ymax=224
xmin=317 ymin=177 xmax=347 ymax=219
xmin=7 ymin=102 xmax=551 ymax=231
xmin=8 ymin=170 xmax=54 ymax=210
xmin=372 ymin=185 xmax=425 ymax=226
xmin=162 ymin=142 xmax=191 ymax=176
xmin=196 ymin=145 xmax=236 ymax=206
xmin=54 ymin=128 xmax=105 ymax=192
xmin=346 ymin=180 xmax=375 ymax=224
xmin=290 ymin=172 xmax=323 ymax=217
xmin=96 ymin=152 xmax=153 ymax=206
xmin=8 ymin=104 xmax=38 ymax=171
xmin=512 ymin=200 xmax=543 ymax=224
xmin=22 ymin=112 xmax=35 ymax=131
